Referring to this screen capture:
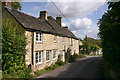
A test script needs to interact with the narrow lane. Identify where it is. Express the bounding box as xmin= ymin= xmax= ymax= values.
xmin=37 ymin=56 xmax=104 ymax=78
